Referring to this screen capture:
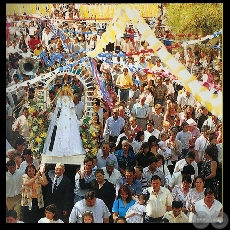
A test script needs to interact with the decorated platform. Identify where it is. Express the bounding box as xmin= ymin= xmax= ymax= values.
xmin=41 ymin=154 xmax=86 ymax=165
